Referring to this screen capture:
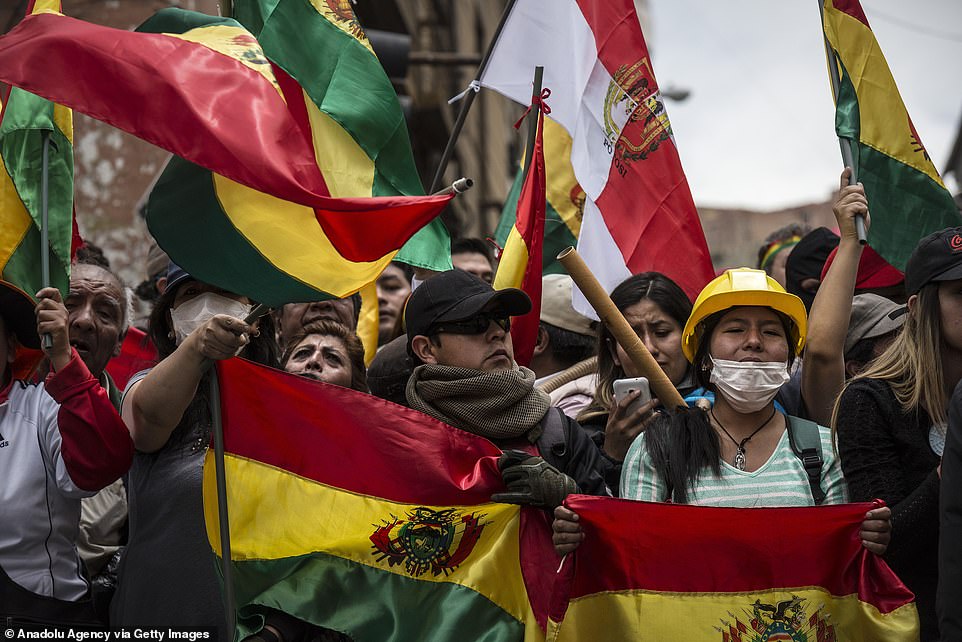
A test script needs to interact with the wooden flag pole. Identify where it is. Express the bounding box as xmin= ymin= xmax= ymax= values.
xmin=819 ymin=3 xmax=867 ymax=244
xmin=557 ymin=246 xmax=686 ymax=409
xmin=428 ymin=0 xmax=518 ymax=193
